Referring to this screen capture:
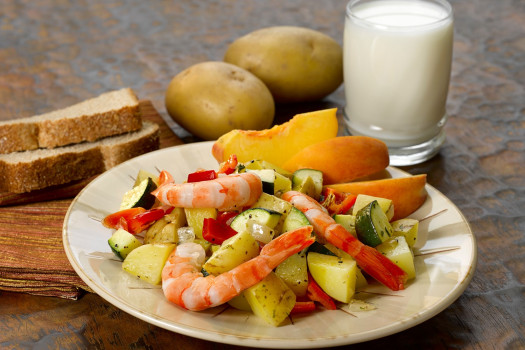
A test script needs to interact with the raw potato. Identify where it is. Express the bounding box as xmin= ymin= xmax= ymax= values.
xmin=165 ymin=61 xmax=275 ymax=140
xmin=224 ymin=26 xmax=343 ymax=103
